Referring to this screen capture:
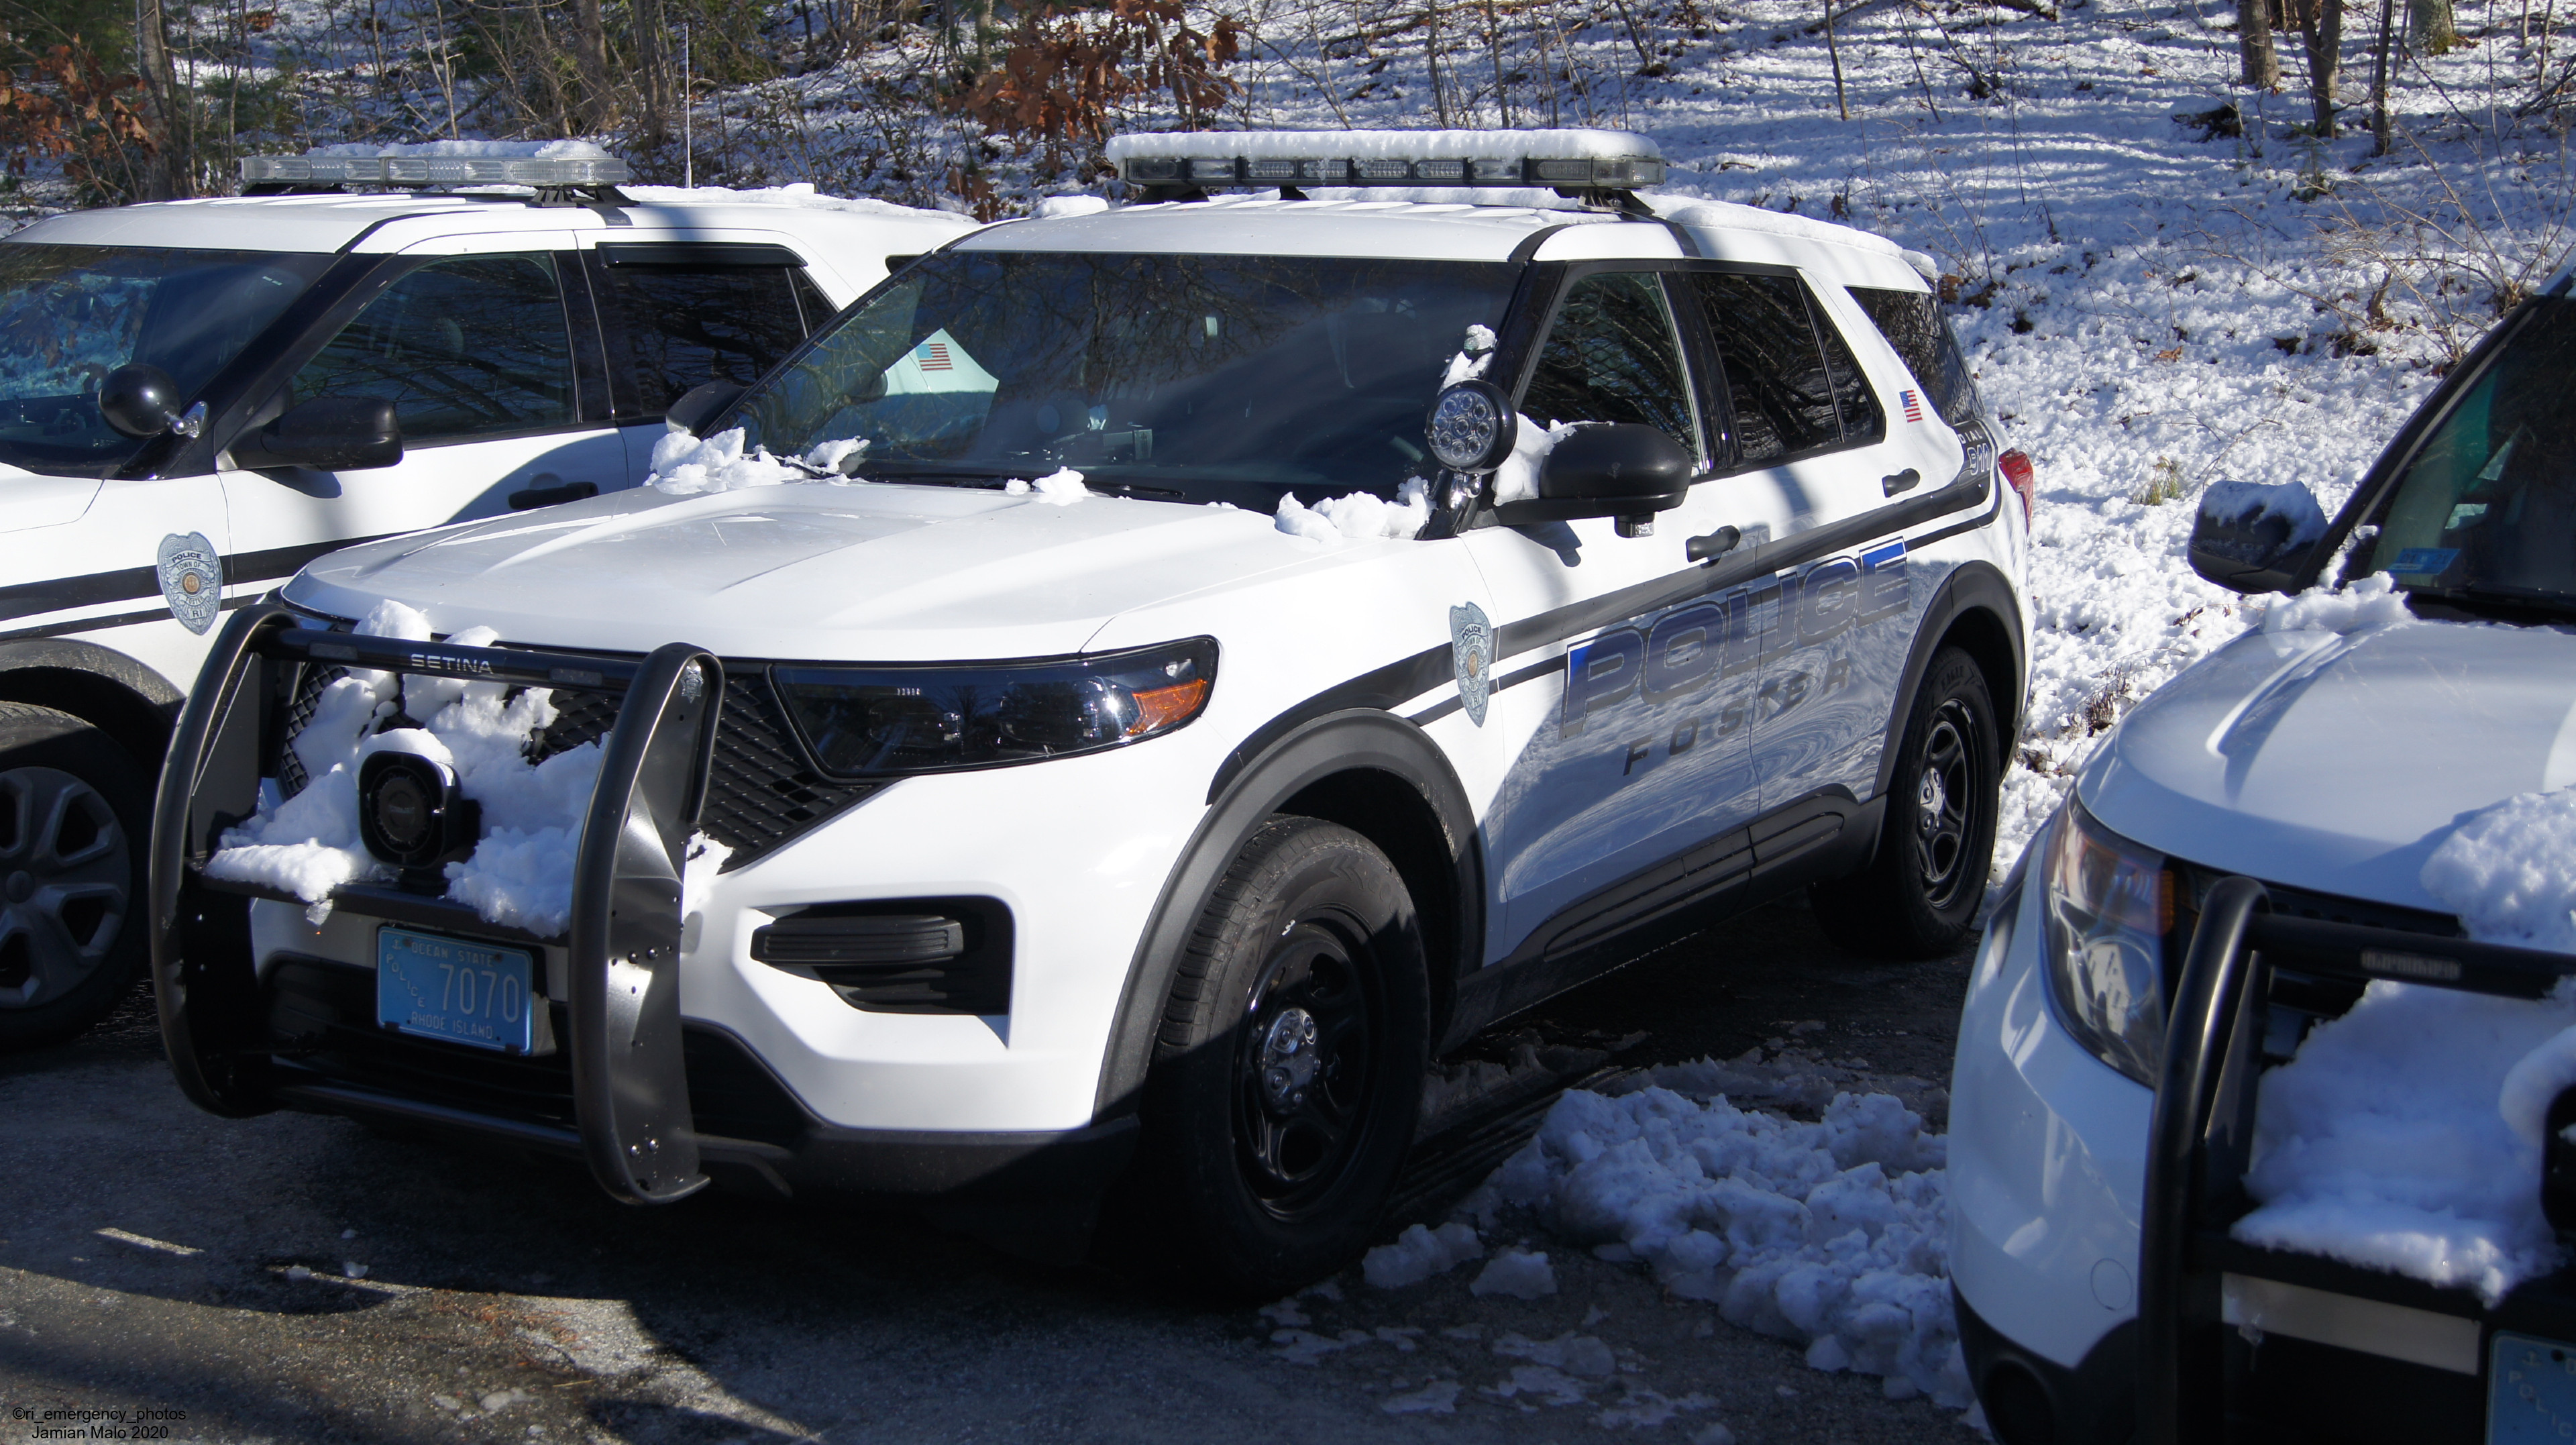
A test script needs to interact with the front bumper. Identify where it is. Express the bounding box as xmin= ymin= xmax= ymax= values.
xmin=152 ymin=607 xmax=1165 ymax=1228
